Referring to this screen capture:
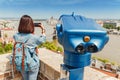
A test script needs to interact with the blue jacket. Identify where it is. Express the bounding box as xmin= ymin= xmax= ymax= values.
xmin=11 ymin=33 xmax=46 ymax=71
xmin=13 ymin=33 xmax=46 ymax=48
